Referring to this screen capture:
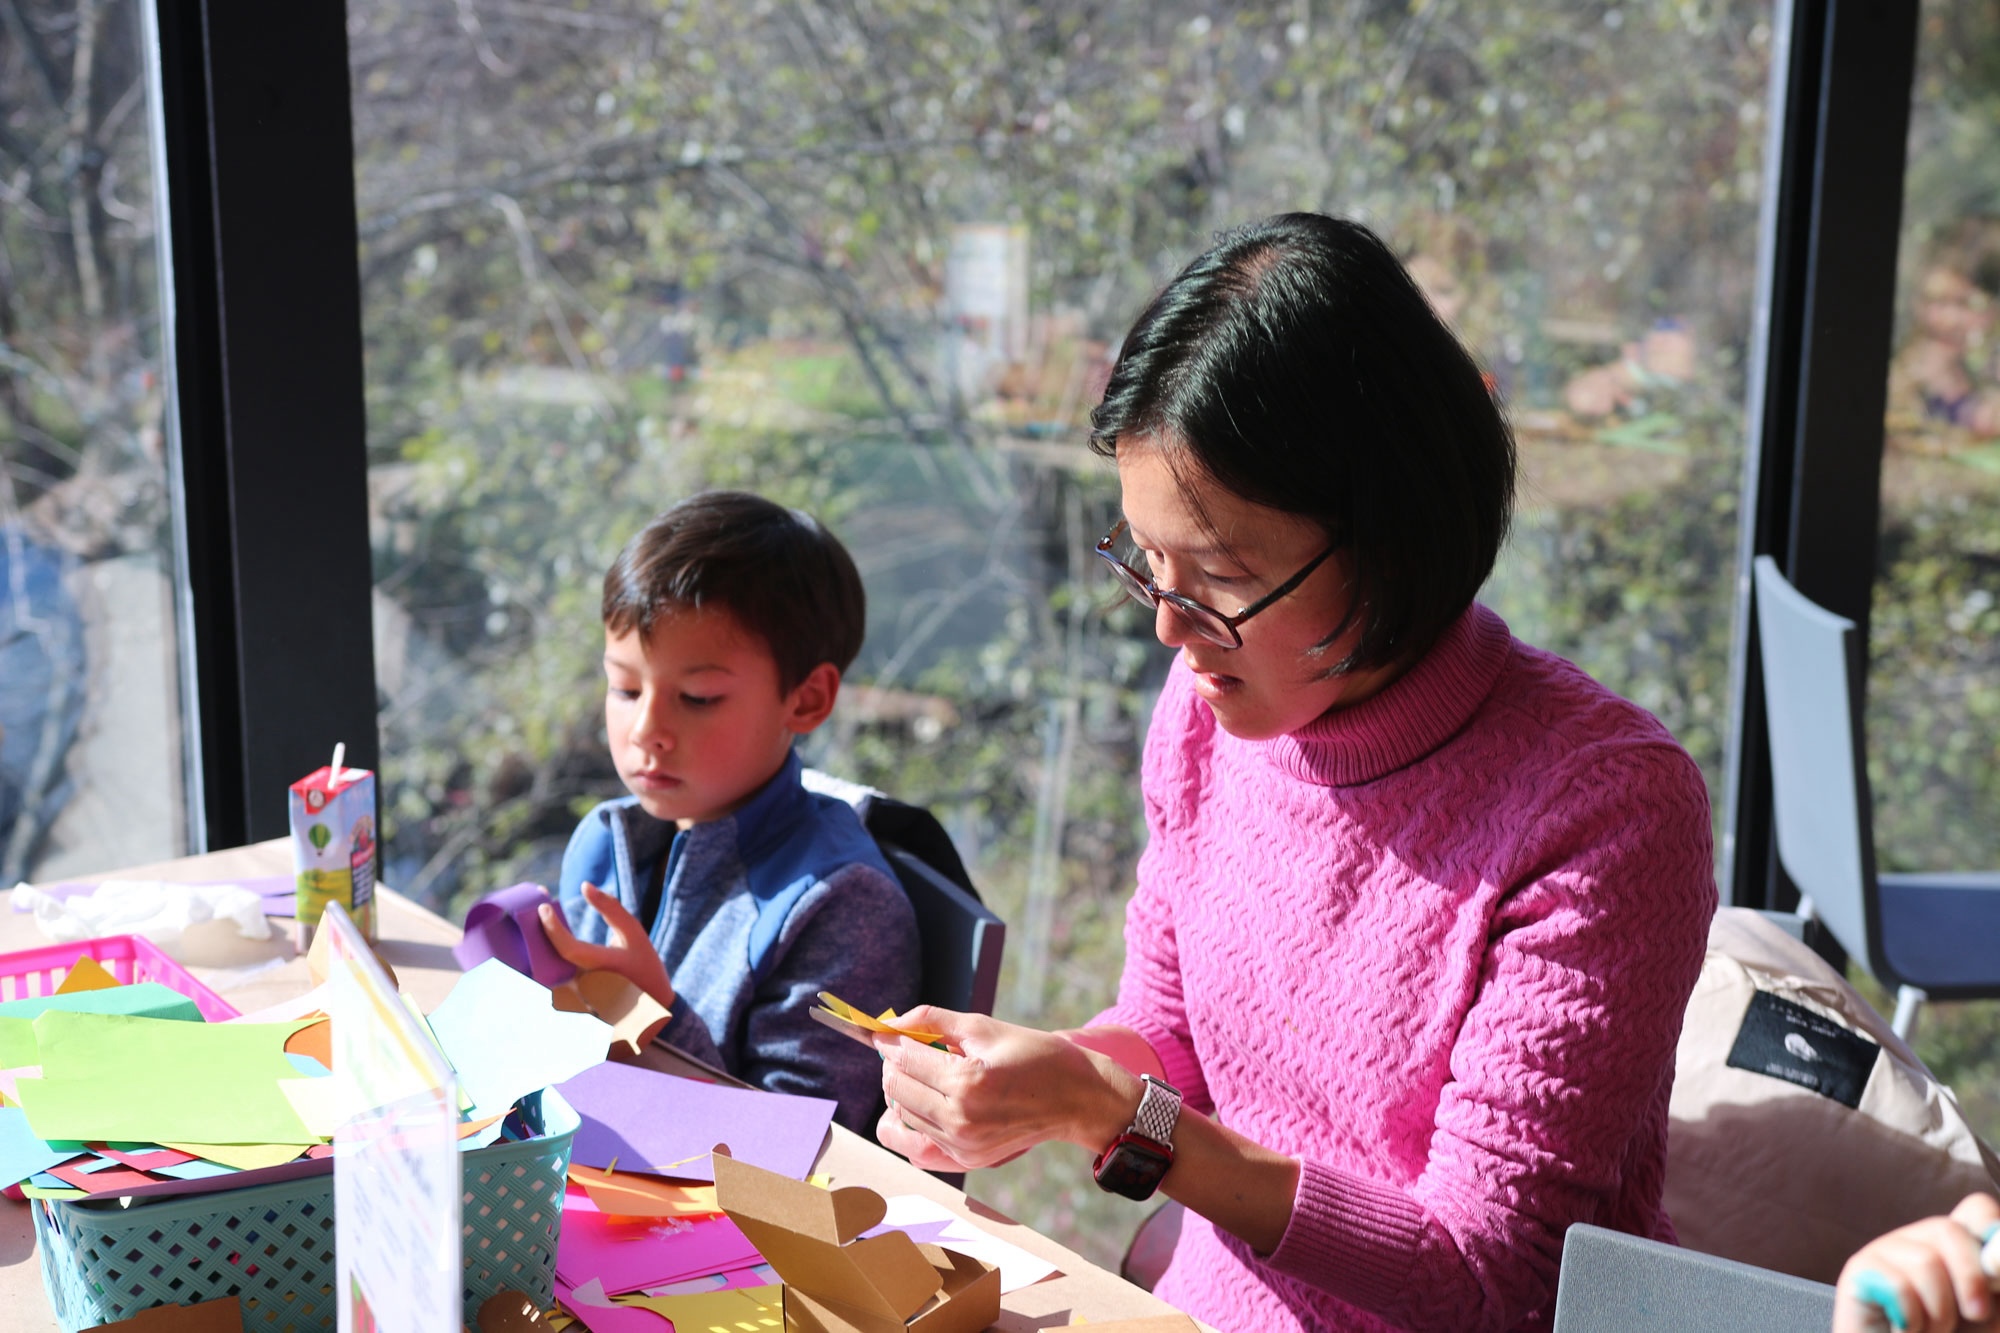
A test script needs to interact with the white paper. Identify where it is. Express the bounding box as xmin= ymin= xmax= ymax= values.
xmin=876 ymin=1194 xmax=1061 ymax=1293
